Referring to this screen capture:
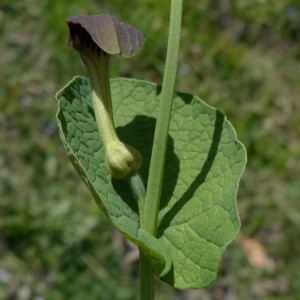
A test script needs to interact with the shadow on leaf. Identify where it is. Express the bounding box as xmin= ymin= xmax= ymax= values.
xmin=113 ymin=115 xmax=180 ymax=217
xmin=157 ymin=110 xmax=225 ymax=237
